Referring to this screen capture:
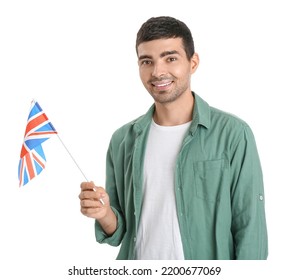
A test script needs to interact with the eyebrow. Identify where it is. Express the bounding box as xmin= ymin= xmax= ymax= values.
xmin=138 ymin=50 xmax=180 ymax=60
xmin=160 ymin=50 xmax=179 ymax=58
